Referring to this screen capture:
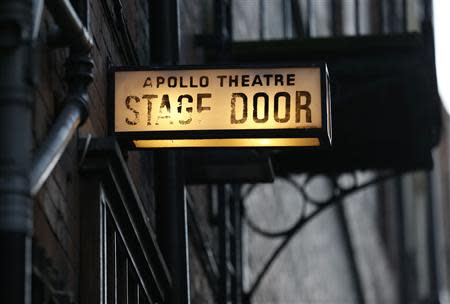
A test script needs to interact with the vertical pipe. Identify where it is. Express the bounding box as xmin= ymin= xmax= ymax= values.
xmin=149 ymin=0 xmax=179 ymax=64
xmin=387 ymin=0 xmax=396 ymax=33
xmin=423 ymin=0 xmax=432 ymax=23
xmin=332 ymin=0 xmax=342 ymax=37
xmin=225 ymin=0 xmax=232 ymax=43
xmin=395 ymin=177 xmax=409 ymax=304
xmin=214 ymin=0 xmax=224 ymax=48
xmin=282 ymin=0 xmax=287 ymax=39
xmin=378 ymin=0 xmax=385 ymax=34
xmin=290 ymin=0 xmax=305 ymax=38
xmin=355 ymin=0 xmax=360 ymax=35
xmin=232 ymin=185 xmax=243 ymax=304
xmin=259 ymin=0 xmax=264 ymax=40
xmin=425 ymin=172 xmax=439 ymax=303
xmin=155 ymin=152 xmax=189 ymax=304
xmin=0 ymin=1 xmax=33 ymax=303
xmin=214 ymin=0 xmax=231 ymax=60
xmin=402 ymin=0 xmax=407 ymax=32
xmin=150 ymin=1 xmax=190 ymax=304
xmin=218 ymin=185 xmax=230 ymax=304
xmin=332 ymin=0 xmax=337 ymax=36
xmin=306 ymin=0 xmax=311 ymax=37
